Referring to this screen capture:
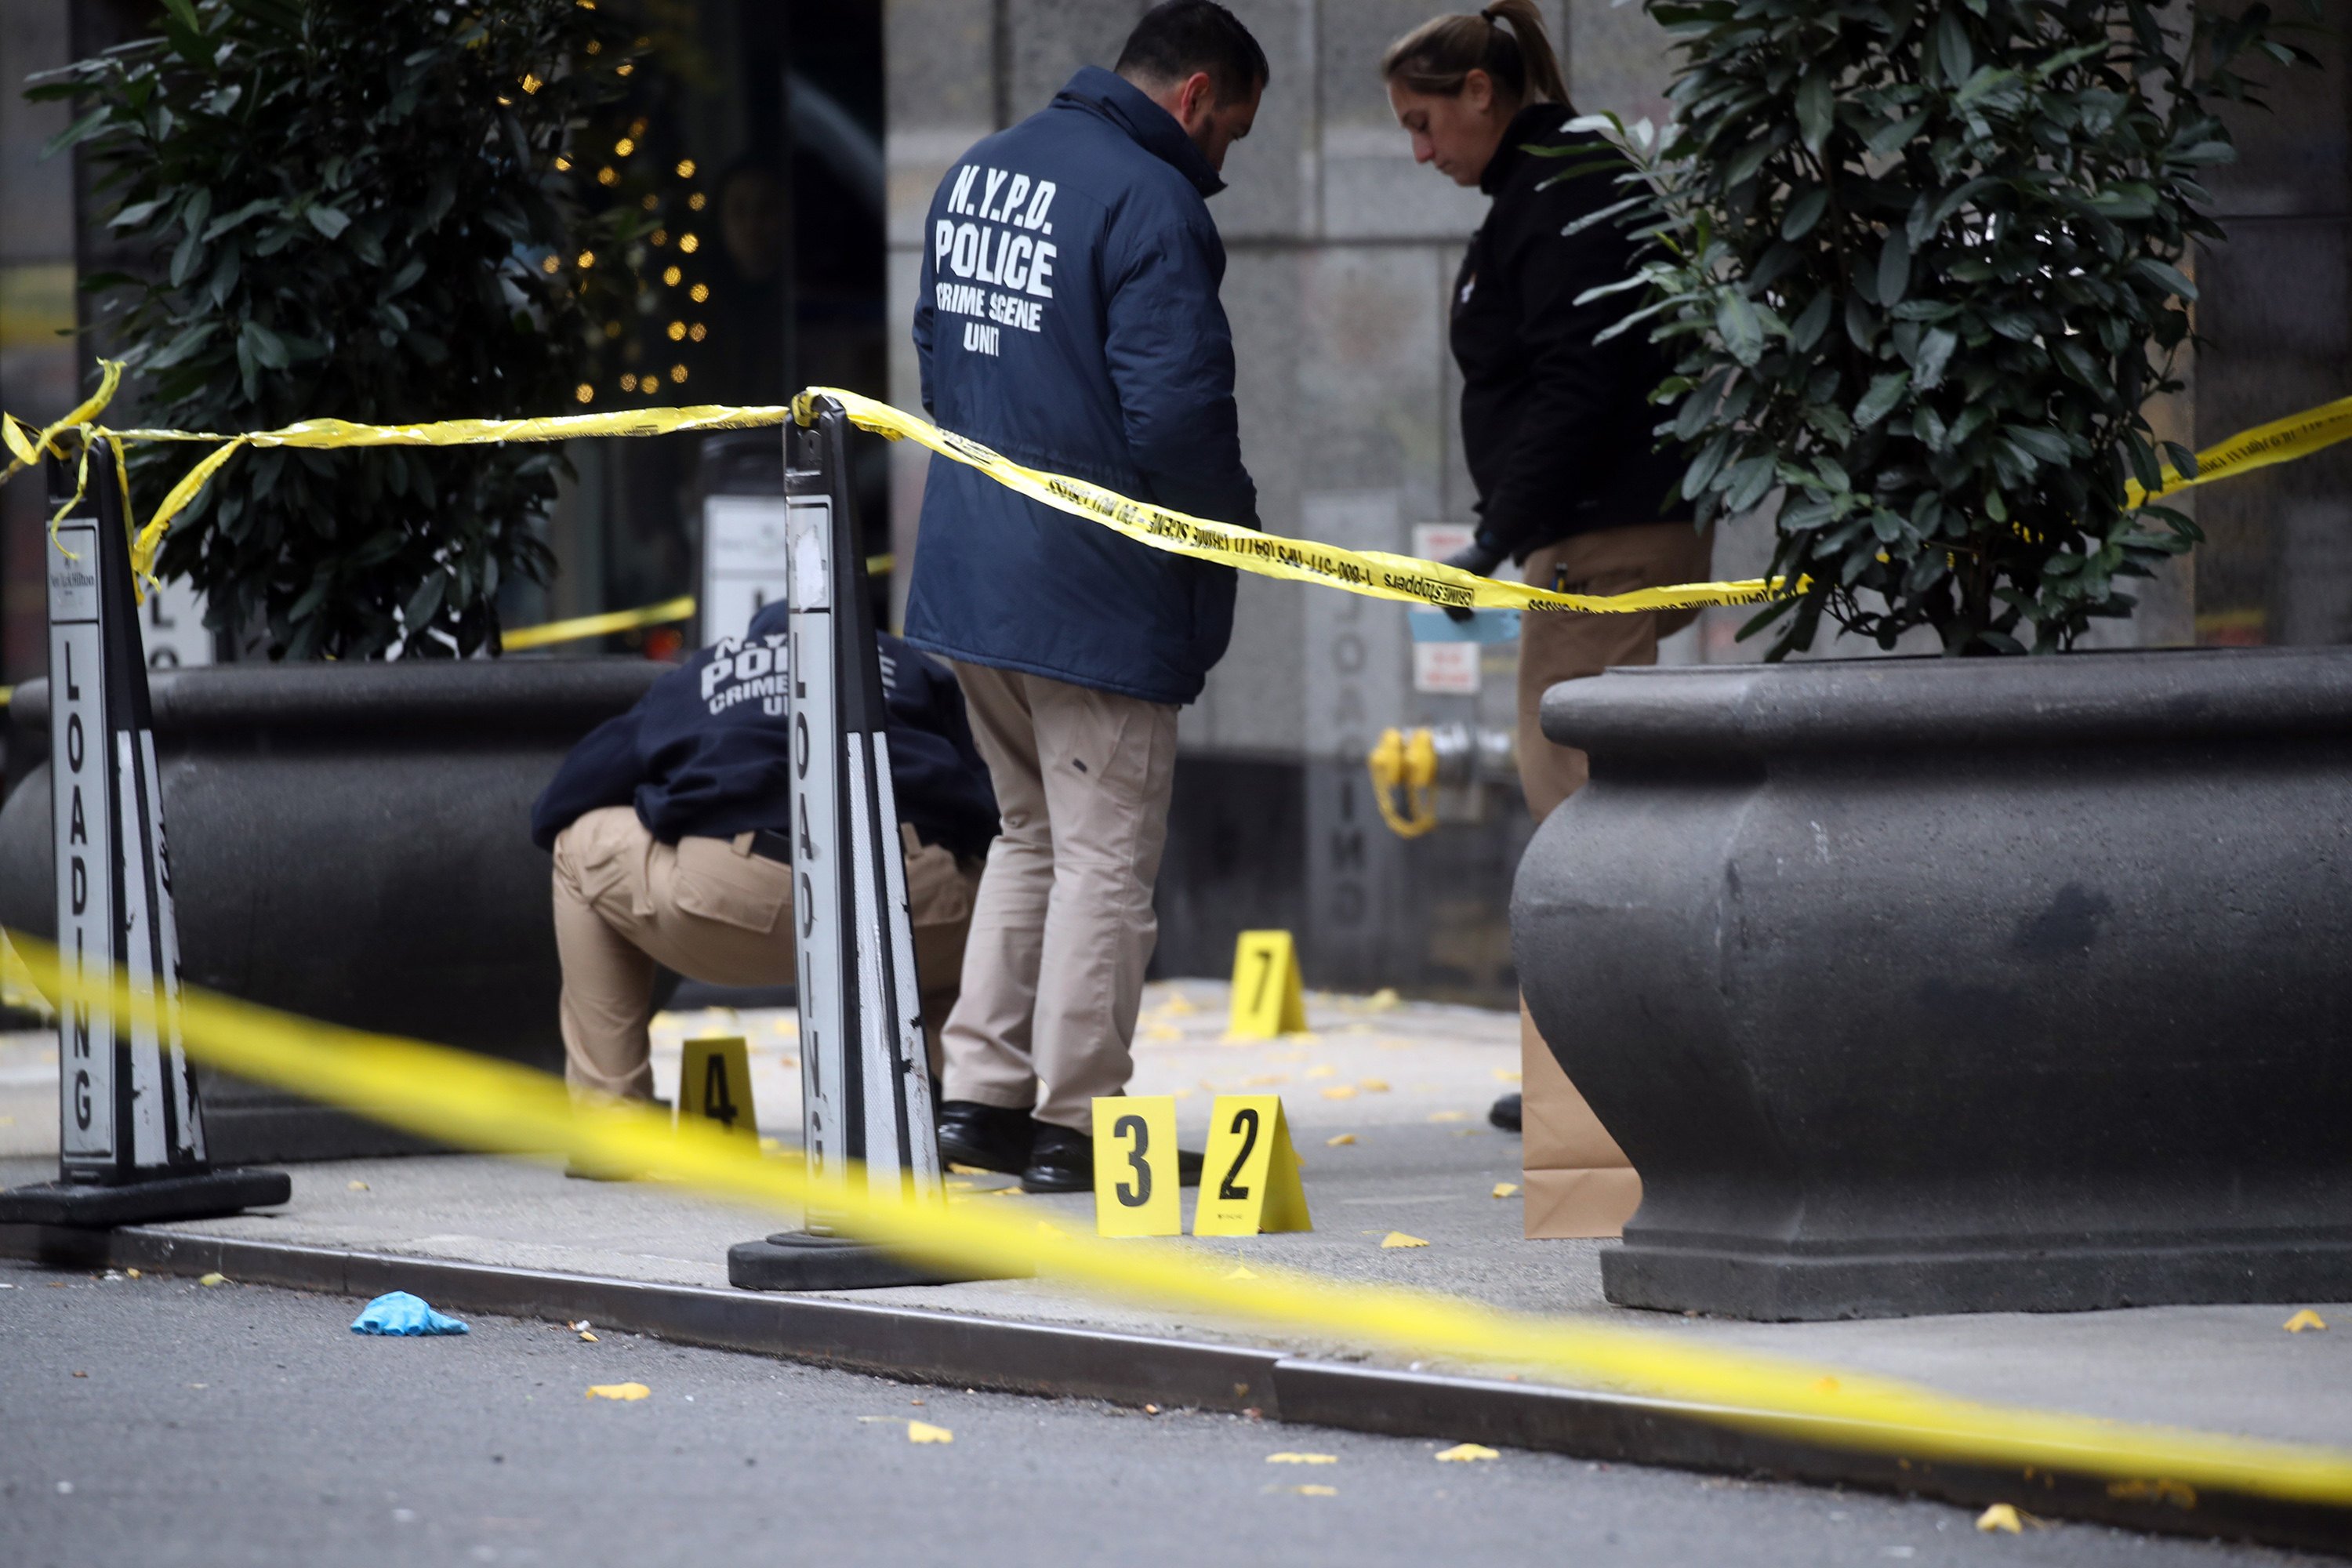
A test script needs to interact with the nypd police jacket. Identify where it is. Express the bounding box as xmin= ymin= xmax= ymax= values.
xmin=531 ymin=606 xmax=998 ymax=861
xmin=903 ymin=66 xmax=1258 ymax=707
